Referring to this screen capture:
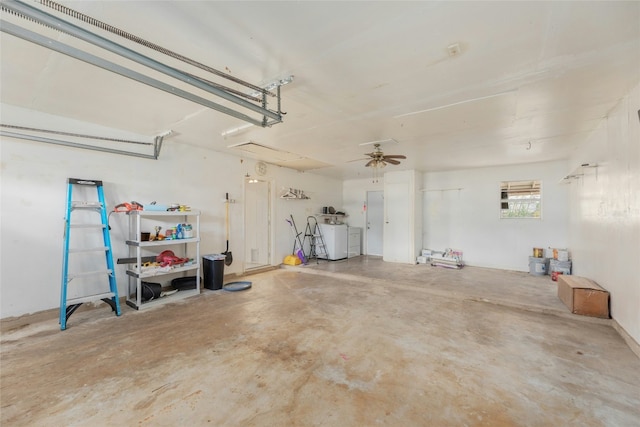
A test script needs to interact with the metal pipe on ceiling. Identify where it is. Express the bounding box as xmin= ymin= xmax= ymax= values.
xmin=0 ymin=19 xmax=269 ymax=127
xmin=37 ymin=0 xmax=273 ymax=98
xmin=0 ymin=0 xmax=283 ymax=125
